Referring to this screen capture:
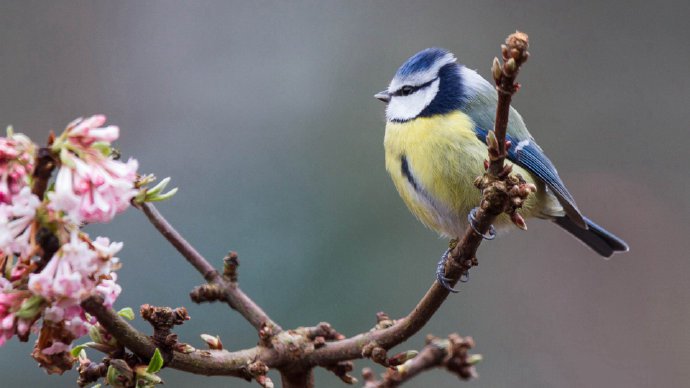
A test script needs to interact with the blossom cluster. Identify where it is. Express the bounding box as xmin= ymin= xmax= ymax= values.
xmin=0 ymin=116 xmax=138 ymax=373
